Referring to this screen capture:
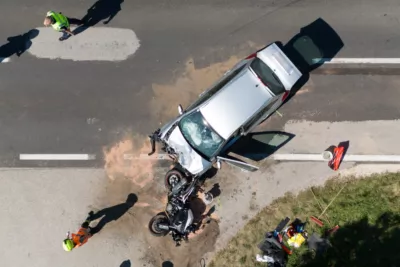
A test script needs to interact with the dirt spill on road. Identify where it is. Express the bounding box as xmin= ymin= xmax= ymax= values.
xmin=150 ymin=43 xmax=258 ymax=123
xmin=98 ymin=44 xmax=269 ymax=264
xmin=103 ymin=135 xmax=157 ymax=188
xmin=143 ymin=219 xmax=220 ymax=267
xmin=100 ymin=134 xmax=220 ymax=266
